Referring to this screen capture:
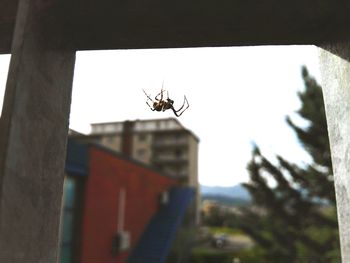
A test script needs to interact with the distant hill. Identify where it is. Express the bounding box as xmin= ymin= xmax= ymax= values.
xmin=200 ymin=184 xmax=251 ymax=207
xmin=202 ymin=194 xmax=250 ymax=206
xmin=200 ymin=184 xmax=251 ymax=200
